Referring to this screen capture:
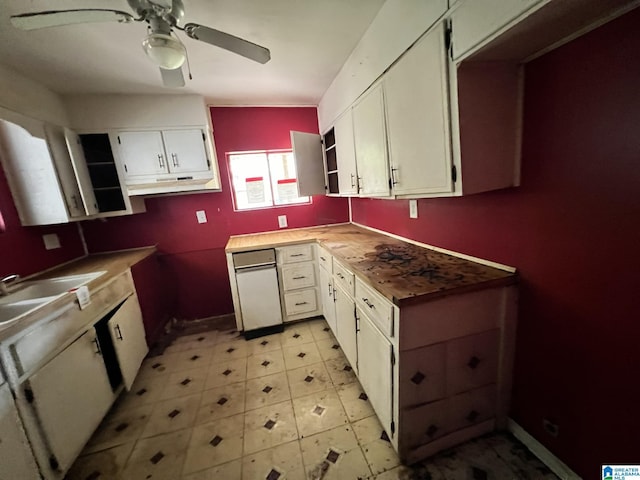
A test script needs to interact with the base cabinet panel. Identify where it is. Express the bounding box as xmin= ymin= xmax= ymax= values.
xmin=334 ymin=286 xmax=357 ymax=374
xmin=357 ymin=309 xmax=393 ymax=434
xmin=0 ymin=383 xmax=40 ymax=479
xmin=26 ymin=329 xmax=114 ymax=474
xmin=108 ymin=295 xmax=148 ymax=391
